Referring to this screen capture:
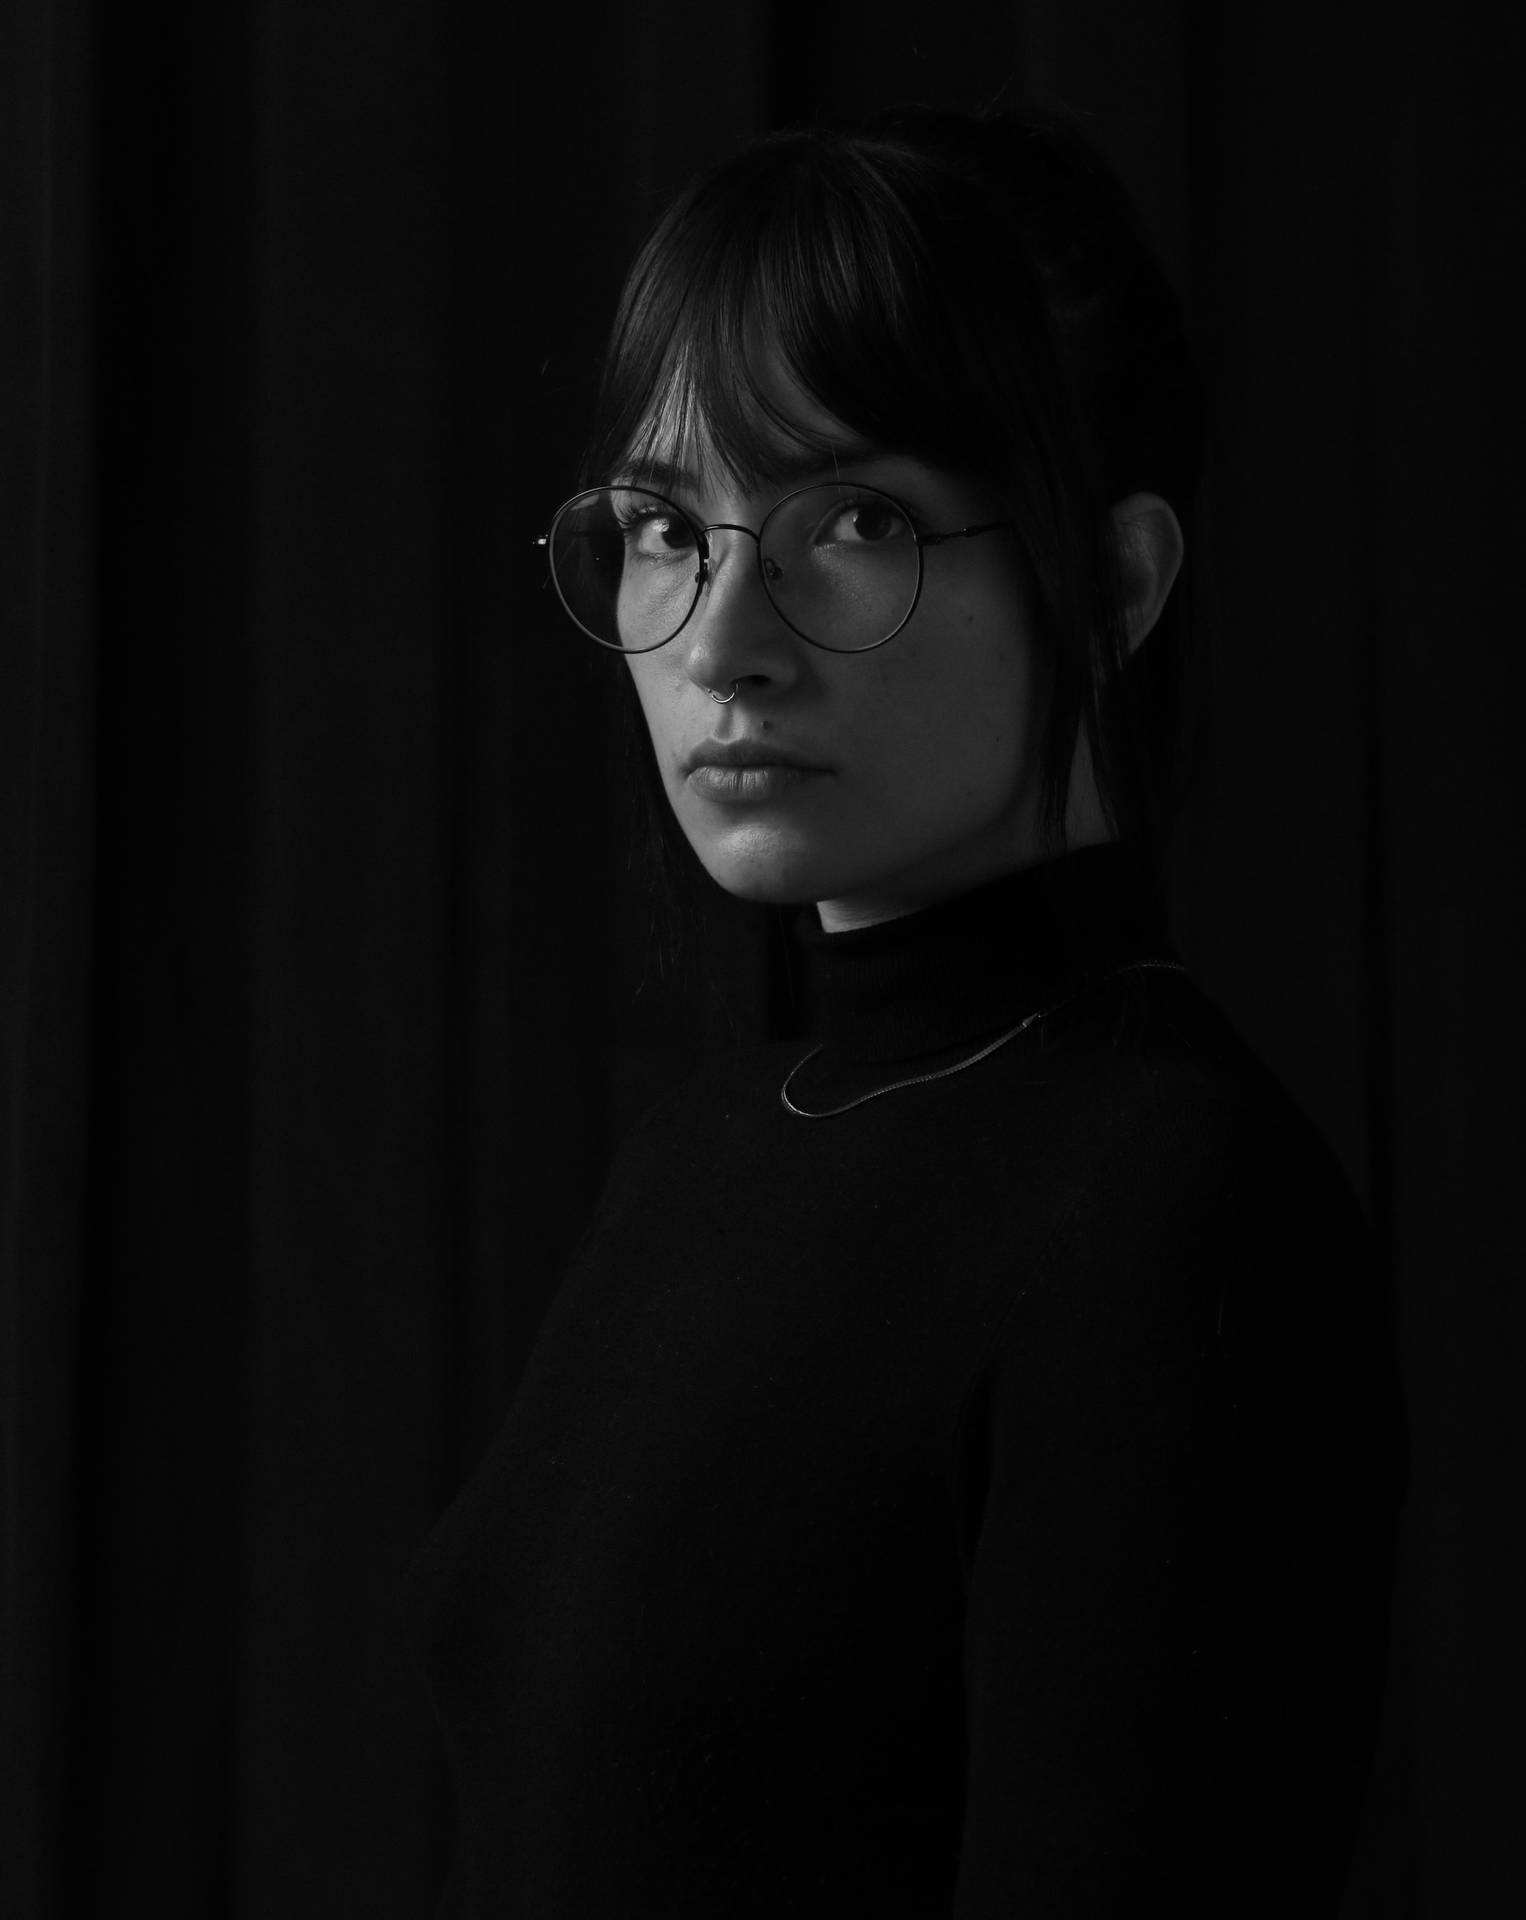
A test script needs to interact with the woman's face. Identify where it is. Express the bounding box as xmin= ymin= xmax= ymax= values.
xmin=622 ymin=386 xmax=1056 ymax=933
